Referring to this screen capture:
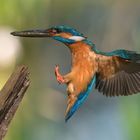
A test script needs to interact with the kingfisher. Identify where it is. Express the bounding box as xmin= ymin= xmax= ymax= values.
xmin=11 ymin=25 xmax=140 ymax=122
